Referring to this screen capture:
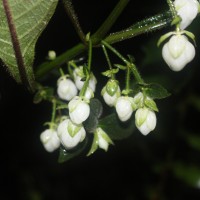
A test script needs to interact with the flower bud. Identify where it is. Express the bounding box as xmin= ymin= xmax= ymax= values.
xmin=40 ymin=129 xmax=60 ymax=152
xmin=174 ymin=0 xmax=200 ymax=29
xmin=133 ymin=92 xmax=144 ymax=107
xmin=57 ymin=119 xmax=86 ymax=149
xmin=68 ymin=96 xmax=90 ymax=124
xmin=73 ymin=67 xmax=97 ymax=91
xmin=135 ymin=107 xmax=156 ymax=135
xmin=84 ymin=87 xmax=94 ymax=100
xmin=162 ymin=34 xmax=195 ymax=71
xmin=57 ymin=77 xmax=78 ymax=101
xmin=96 ymin=127 xmax=113 ymax=151
xmin=87 ymin=127 xmax=114 ymax=156
xmin=115 ymin=96 xmax=136 ymax=122
xmin=106 ymin=80 xmax=119 ymax=96
xmin=48 ymin=50 xmax=56 ymax=60
xmin=101 ymin=85 xmax=121 ymax=107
